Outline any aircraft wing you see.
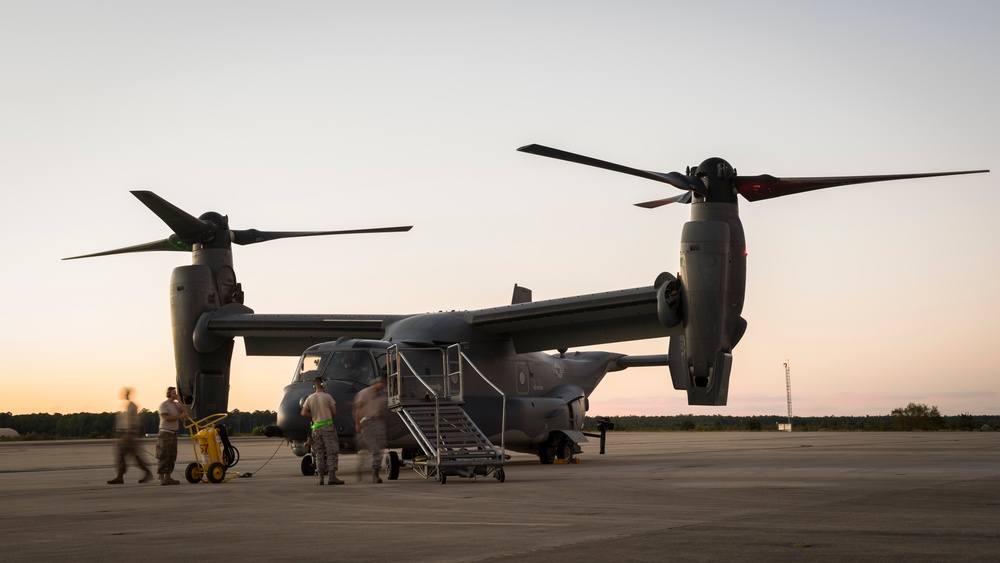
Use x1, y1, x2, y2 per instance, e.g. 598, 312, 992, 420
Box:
205, 311, 411, 356
468, 286, 675, 353
204, 286, 674, 357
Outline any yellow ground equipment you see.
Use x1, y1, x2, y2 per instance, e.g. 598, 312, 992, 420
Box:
183, 413, 241, 484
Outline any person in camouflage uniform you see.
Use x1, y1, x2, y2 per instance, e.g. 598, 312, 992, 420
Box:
301, 377, 343, 485
157, 386, 188, 485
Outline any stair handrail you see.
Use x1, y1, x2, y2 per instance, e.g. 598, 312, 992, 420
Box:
448, 343, 507, 459
390, 345, 442, 464
397, 407, 437, 457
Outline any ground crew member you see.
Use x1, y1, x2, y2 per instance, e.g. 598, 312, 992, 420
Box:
157, 386, 188, 485
354, 376, 389, 483
302, 377, 344, 485
107, 387, 154, 485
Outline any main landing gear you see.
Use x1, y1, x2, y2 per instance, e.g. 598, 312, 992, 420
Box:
538, 433, 577, 464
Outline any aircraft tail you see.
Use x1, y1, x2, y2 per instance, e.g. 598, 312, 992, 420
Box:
511, 284, 532, 304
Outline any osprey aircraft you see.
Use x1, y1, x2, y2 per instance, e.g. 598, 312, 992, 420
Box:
65, 147, 987, 479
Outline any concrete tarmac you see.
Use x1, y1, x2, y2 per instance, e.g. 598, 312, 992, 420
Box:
1, 432, 998, 562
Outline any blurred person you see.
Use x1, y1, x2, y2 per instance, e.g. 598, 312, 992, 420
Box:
354, 376, 388, 483
107, 387, 154, 485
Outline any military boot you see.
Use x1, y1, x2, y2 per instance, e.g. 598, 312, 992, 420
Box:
107, 473, 124, 485
328, 472, 345, 485
139, 469, 154, 484
161, 474, 180, 486
317, 474, 325, 485
372, 469, 383, 484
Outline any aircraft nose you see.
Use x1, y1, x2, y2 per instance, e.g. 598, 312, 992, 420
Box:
276, 384, 314, 440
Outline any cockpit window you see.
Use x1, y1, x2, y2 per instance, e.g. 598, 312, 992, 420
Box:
372, 350, 388, 379
322, 350, 377, 385
293, 349, 382, 385
293, 352, 330, 383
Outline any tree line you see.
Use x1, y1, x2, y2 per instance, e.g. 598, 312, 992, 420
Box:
584, 403, 999, 432
0, 410, 277, 440
2, 403, 997, 440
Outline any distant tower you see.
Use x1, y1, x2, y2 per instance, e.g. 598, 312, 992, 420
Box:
783, 359, 793, 431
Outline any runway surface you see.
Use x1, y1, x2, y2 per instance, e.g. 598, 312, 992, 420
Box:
1, 432, 998, 562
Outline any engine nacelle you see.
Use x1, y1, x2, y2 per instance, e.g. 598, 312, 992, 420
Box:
671, 218, 733, 406
170, 265, 235, 417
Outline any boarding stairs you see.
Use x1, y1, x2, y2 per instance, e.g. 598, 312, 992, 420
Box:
387, 343, 506, 484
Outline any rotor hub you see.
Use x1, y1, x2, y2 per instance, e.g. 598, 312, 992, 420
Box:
692, 157, 738, 204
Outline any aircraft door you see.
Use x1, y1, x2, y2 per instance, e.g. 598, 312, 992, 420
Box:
515, 361, 530, 395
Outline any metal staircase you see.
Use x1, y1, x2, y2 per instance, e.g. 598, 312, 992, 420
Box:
387, 344, 506, 484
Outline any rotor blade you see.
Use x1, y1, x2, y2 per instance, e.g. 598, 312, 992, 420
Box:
735, 169, 989, 202
518, 144, 706, 195
130, 190, 214, 242
634, 192, 693, 208
231, 225, 413, 246
63, 236, 190, 260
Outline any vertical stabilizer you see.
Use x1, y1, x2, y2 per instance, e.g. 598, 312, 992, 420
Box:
511, 284, 532, 305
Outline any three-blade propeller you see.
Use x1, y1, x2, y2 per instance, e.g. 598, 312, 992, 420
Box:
518, 144, 989, 208
64, 190, 412, 260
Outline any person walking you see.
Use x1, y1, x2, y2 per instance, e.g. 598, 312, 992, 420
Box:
301, 377, 344, 485
354, 376, 388, 483
157, 386, 188, 485
107, 387, 154, 485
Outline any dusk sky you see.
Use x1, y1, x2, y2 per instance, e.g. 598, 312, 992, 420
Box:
2, 1, 997, 417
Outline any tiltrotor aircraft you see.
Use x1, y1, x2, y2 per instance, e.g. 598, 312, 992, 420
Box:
66, 148, 987, 481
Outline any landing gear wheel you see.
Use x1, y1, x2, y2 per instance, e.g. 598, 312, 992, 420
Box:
437, 472, 447, 485
184, 462, 202, 483
301, 454, 316, 476
556, 440, 574, 462
206, 462, 226, 484
494, 468, 505, 482
386, 451, 400, 481
538, 435, 559, 464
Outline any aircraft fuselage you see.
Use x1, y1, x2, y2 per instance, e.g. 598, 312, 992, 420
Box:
272, 331, 622, 459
